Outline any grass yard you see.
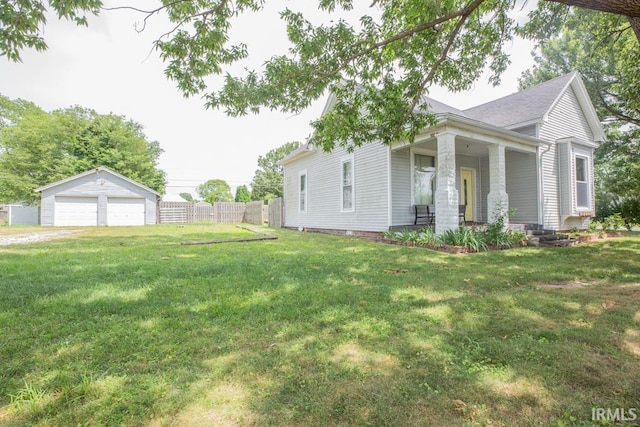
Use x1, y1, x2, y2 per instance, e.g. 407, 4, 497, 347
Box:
0, 224, 639, 426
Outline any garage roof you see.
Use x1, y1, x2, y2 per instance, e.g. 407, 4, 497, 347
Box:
34, 166, 161, 196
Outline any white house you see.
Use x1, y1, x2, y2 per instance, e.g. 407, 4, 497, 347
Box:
35, 167, 161, 226
281, 72, 604, 234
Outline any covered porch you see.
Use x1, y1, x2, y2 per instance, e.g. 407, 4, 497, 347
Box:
389, 114, 547, 235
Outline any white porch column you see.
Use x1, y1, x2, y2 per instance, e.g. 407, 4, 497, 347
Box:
487, 144, 509, 226
435, 133, 459, 235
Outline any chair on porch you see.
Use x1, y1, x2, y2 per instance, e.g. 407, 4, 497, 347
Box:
459, 204, 466, 225
414, 204, 435, 225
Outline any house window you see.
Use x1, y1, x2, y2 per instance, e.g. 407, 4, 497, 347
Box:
414, 154, 436, 204
341, 157, 354, 212
299, 170, 307, 213
575, 155, 590, 209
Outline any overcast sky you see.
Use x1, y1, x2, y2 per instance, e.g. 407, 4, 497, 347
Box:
0, 1, 537, 199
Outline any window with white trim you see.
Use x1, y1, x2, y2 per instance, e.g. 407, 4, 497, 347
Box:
575, 155, 590, 209
299, 170, 307, 213
413, 153, 436, 204
341, 157, 354, 212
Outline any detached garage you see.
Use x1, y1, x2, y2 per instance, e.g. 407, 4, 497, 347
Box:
35, 167, 161, 226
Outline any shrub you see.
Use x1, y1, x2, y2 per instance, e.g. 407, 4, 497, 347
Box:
586, 219, 603, 235
416, 228, 437, 245
602, 213, 625, 232
382, 230, 398, 239
438, 227, 487, 253
397, 229, 420, 243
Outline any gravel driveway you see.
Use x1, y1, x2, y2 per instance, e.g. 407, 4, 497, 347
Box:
0, 230, 82, 246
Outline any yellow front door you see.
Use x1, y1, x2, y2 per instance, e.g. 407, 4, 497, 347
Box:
461, 169, 475, 222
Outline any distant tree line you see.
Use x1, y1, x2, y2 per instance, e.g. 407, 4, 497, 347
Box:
190, 141, 300, 205
0, 94, 166, 204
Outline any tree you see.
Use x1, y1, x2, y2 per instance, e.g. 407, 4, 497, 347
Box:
197, 179, 233, 204
180, 192, 196, 202
250, 141, 300, 201
519, 8, 640, 225
234, 185, 251, 203
3, 1, 640, 152
0, 95, 166, 204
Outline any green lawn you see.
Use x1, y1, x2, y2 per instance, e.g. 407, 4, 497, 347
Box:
1, 225, 639, 426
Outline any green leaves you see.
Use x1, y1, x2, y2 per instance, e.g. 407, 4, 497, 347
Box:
151, 0, 524, 151
4, 1, 640, 153
0, 95, 166, 203
197, 178, 233, 203
234, 185, 251, 203
0, 0, 101, 62
518, 7, 640, 223
250, 141, 299, 201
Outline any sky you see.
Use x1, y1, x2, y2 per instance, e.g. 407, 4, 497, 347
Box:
0, 1, 537, 199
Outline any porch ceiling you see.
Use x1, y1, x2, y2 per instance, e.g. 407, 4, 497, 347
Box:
413, 136, 490, 157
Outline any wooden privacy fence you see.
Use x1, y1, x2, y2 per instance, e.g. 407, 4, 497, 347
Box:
268, 198, 284, 228
244, 201, 264, 225
159, 202, 214, 223
158, 201, 271, 225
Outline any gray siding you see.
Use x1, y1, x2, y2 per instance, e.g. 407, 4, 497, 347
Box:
388, 150, 484, 226
40, 171, 157, 226
540, 86, 594, 143
283, 143, 390, 232
390, 149, 413, 226
505, 150, 538, 224
539, 86, 596, 230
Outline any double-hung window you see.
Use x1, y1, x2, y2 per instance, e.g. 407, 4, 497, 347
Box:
575, 155, 589, 209
413, 153, 436, 205
299, 170, 307, 213
341, 156, 354, 212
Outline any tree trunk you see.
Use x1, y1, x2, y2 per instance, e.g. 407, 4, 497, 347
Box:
546, 0, 640, 42
629, 16, 640, 41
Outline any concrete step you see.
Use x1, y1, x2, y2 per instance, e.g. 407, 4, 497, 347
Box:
539, 238, 580, 247
538, 234, 569, 241
527, 229, 556, 236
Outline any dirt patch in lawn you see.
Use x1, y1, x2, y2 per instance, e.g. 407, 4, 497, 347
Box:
538, 280, 596, 289
0, 230, 83, 246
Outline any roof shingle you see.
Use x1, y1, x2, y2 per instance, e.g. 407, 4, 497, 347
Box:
461, 71, 577, 128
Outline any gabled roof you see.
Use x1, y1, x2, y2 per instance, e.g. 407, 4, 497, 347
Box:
422, 96, 467, 116
34, 166, 161, 196
463, 72, 577, 128
462, 71, 605, 141
310, 71, 604, 154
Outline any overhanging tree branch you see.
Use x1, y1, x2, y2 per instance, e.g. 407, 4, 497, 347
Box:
392, 1, 482, 137
544, 0, 640, 17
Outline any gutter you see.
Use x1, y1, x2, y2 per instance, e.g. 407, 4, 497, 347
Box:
433, 113, 550, 148
278, 144, 318, 166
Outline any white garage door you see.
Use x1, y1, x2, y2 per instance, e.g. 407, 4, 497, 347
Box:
107, 198, 145, 226
54, 197, 98, 226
